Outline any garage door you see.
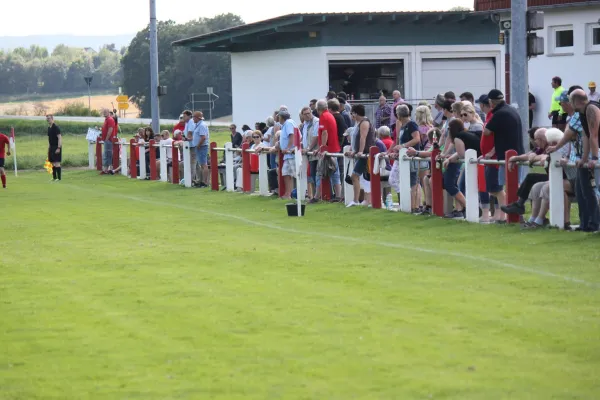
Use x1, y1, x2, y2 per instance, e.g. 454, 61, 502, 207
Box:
421, 58, 496, 100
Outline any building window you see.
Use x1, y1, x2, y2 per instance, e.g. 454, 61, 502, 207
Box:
586, 23, 600, 53
549, 25, 574, 55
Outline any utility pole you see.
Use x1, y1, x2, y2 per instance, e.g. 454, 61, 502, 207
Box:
84, 76, 93, 111
149, 0, 160, 134
510, 0, 529, 154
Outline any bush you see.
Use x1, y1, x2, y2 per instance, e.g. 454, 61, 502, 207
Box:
33, 102, 50, 116
55, 101, 101, 117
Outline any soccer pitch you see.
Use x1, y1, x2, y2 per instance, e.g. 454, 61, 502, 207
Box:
1, 171, 599, 399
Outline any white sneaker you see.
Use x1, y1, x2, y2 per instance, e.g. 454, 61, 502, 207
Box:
346, 201, 357, 208
360, 201, 369, 206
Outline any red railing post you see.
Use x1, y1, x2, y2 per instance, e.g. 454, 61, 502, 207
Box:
505, 149, 519, 224
278, 151, 285, 198
210, 141, 219, 191
431, 147, 444, 217
96, 137, 102, 171
172, 143, 180, 184
149, 139, 158, 180
369, 146, 382, 209
112, 136, 120, 170
242, 142, 251, 193
129, 139, 137, 179
319, 145, 332, 201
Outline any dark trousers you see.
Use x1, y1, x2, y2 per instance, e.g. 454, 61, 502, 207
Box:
517, 173, 548, 200
576, 168, 600, 231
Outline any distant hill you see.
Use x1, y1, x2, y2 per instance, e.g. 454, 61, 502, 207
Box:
0, 34, 136, 52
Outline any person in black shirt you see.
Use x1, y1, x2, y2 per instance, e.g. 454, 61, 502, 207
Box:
46, 114, 62, 181
483, 89, 525, 183
528, 91, 536, 129
229, 124, 243, 148
442, 119, 481, 218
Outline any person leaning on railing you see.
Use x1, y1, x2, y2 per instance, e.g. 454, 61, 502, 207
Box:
406, 127, 441, 215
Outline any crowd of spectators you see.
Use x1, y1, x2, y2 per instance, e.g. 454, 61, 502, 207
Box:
97, 79, 600, 231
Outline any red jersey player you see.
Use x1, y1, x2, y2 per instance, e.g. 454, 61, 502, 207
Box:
0, 132, 11, 188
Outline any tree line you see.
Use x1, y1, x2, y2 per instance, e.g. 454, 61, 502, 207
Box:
0, 44, 123, 95
0, 13, 243, 119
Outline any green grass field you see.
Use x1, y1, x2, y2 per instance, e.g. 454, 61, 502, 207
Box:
1, 170, 599, 399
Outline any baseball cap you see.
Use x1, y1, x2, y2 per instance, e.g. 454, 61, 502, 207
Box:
278, 110, 291, 119
589, 81, 597, 88
476, 94, 489, 104
487, 89, 504, 101
555, 89, 569, 103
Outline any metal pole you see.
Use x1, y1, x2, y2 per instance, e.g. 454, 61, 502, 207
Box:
209, 96, 213, 127
87, 83, 91, 110
510, 0, 529, 154
149, 0, 160, 134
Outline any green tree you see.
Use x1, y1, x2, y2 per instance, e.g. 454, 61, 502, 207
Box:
121, 13, 243, 119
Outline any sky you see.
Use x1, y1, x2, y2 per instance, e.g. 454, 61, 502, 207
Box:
0, 0, 474, 36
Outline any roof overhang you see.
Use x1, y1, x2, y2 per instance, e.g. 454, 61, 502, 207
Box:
172, 11, 496, 52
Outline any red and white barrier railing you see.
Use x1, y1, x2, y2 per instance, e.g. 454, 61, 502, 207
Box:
88, 139, 592, 230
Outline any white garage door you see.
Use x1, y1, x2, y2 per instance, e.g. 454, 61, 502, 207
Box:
421, 58, 496, 100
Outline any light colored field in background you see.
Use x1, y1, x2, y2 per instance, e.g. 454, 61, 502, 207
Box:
0, 94, 140, 117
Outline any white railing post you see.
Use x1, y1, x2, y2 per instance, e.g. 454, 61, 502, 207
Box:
398, 148, 411, 213
182, 141, 192, 188
298, 153, 307, 202
88, 142, 95, 169
138, 144, 147, 180
159, 140, 168, 182
225, 142, 234, 192
548, 152, 564, 229
464, 149, 479, 223
120, 139, 128, 177
343, 145, 354, 206
258, 152, 269, 196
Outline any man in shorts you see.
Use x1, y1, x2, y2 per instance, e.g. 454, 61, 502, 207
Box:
0, 131, 10, 188
278, 110, 297, 199
47, 114, 62, 182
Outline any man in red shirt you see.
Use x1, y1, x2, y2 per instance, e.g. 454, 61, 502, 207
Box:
100, 108, 116, 174
0, 132, 11, 188
173, 115, 186, 135
314, 99, 342, 202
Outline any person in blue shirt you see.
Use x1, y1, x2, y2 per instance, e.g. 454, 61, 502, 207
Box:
191, 111, 210, 187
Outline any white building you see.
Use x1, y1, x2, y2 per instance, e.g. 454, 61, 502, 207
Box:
477, 0, 600, 128
174, 12, 504, 125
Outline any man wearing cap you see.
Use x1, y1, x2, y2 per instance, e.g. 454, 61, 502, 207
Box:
173, 115, 186, 135
549, 76, 566, 130
277, 110, 297, 199
483, 89, 525, 222
589, 82, 600, 103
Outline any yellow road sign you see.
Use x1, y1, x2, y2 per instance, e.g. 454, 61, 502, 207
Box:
117, 102, 129, 110
116, 95, 128, 102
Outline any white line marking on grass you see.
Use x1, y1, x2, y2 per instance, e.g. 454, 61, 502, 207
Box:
65, 183, 599, 289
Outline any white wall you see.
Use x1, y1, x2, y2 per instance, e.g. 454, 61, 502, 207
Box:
231, 44, 503, 124
520, 5, 600, 128
231, 47, 327, 127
